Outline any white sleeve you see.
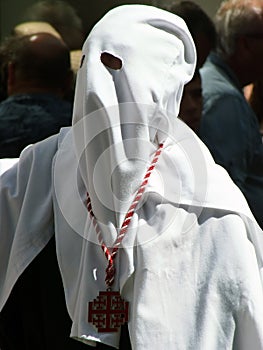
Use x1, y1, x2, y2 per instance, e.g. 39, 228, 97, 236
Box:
0, 134, 59, 311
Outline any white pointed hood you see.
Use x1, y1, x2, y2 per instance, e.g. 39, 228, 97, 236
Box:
71, 5, 196, 231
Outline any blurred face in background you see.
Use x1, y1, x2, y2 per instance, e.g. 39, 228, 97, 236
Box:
179, 70, 202, 132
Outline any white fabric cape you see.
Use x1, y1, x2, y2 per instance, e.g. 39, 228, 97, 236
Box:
1, 125, 263, 349
1, 4, 263, 350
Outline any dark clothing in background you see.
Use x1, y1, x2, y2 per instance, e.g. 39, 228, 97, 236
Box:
0, 93, 72, 158
199, 52, 263, 229
0, 237, 131, 350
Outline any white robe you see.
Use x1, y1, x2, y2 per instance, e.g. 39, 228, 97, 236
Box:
1, 125, 263, 349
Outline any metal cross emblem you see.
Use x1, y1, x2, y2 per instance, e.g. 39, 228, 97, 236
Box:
88, 291, 129, 332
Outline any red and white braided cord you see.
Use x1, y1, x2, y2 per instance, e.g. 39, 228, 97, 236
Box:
86, 143, 164, 287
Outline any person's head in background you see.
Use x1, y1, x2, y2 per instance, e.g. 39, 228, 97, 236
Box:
165, 1, 216, 132
178, 70, 202, 132
10, 20, 79, 103
0, 32, 73, 100
166, 0, 217, 68
12, 20, 62, 39
215, 0, 263, 87
21, 0, 85, 50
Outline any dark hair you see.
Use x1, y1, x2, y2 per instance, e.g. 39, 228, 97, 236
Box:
0, 33, 71, 88
21, 0, 84, 49
166, 1, 217, 49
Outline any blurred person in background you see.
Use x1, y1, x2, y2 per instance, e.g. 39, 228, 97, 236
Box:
11, 19, 81, 103
166, 1, 217, 132
199, 0, 263, 229
21, 0, 85, 50
166, 0, 217, 68
0, 32, 73, 158
244, 80, 263, 137
178, 70, 203, 132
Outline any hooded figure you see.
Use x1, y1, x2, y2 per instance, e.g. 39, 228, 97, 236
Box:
0, 5, 263, 350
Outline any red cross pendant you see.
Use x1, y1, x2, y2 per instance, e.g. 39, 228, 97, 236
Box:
88, 290, 129, 332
